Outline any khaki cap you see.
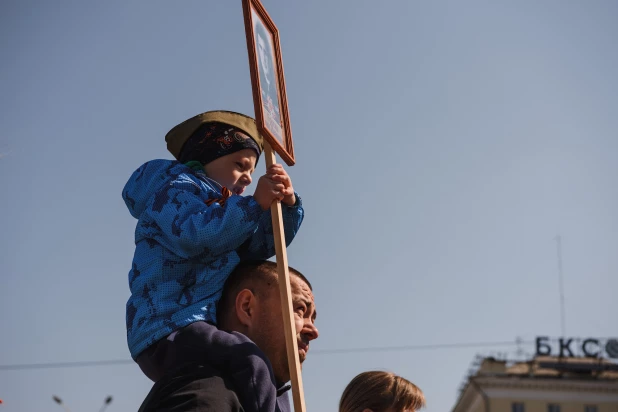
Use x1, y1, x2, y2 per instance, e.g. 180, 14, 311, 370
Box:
165, 110, 264, 159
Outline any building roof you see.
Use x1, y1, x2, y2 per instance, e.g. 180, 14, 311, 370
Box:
452, 356, 618, 412
477, 356, 618, 380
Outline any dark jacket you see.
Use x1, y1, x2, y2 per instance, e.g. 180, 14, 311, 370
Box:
138, 362, 291, 412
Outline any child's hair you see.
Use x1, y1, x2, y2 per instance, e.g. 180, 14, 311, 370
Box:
339, 371, 426, 412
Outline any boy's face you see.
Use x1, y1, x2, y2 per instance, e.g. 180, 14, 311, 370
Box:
203, 148, 257, 195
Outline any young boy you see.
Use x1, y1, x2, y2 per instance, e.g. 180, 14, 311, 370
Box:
122, 111, 303, 411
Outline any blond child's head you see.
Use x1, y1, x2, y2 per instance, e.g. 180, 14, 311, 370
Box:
339, 371, 426, 412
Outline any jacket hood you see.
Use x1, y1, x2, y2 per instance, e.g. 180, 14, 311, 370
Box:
122, 159, 185, 218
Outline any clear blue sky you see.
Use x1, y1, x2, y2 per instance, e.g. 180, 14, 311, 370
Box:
1, 1, 617, 411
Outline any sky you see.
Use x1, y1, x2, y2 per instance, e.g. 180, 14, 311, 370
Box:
1, 1, 617, 411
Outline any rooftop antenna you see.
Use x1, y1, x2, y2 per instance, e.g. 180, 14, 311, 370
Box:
555, 235, 566, 337
515, 336, 524, 359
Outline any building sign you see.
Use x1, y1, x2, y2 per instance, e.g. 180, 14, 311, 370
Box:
536, 337, 618, 358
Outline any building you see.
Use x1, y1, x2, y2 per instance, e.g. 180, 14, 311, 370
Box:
452, 356, 618, 412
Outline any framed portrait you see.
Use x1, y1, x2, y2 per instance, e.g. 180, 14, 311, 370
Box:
242, 0, 295, 166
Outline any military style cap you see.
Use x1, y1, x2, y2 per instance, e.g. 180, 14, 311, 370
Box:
165, 110, 264, 160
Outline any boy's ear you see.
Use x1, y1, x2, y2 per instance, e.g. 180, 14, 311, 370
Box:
235, 289, 255, 327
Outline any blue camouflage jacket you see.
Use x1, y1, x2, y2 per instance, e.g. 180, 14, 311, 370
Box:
122, 159, 304, 359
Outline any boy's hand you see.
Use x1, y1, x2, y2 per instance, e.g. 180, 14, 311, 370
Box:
267, 164, 296, 206
253, 164, 296, 210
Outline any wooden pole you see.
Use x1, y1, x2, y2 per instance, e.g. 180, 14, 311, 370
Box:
263, 141, 306, 412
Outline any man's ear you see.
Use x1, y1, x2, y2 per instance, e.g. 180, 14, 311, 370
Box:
235, 289, 255, 328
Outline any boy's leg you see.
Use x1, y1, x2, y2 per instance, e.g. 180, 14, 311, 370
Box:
136, 337, 177, 382
172, 321, 278, 412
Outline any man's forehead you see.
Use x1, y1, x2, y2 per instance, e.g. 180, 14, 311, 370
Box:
291, 276, 314, 302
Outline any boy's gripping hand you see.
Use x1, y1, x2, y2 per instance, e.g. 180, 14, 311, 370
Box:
253, 164, 296, 210
268, 164, 296, 206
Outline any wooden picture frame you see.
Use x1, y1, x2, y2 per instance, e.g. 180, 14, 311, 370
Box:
242, 0, 295, 166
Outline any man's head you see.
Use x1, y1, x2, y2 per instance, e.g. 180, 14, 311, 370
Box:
217, 260, 318, 383
255, 21, 271, 79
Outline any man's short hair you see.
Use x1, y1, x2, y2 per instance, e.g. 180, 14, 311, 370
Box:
217, 260, 311, 324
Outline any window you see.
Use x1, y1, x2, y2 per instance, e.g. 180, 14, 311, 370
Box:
512, 402, 525, 412
548, 404, 561, 412
584, 406, 598, 412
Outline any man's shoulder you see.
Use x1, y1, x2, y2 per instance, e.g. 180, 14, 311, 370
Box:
139, 363, 244, 412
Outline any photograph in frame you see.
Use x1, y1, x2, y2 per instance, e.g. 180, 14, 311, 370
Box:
242, 0, 295, 165
252, 10, 283, 145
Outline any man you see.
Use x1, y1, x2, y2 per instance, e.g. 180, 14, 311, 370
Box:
254, 19, 283, 141
138, 260, 319, 411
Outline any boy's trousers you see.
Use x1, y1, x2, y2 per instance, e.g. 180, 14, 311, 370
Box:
136, 321, 280, 412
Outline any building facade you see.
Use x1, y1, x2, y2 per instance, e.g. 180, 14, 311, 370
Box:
452, 356, 618, 412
